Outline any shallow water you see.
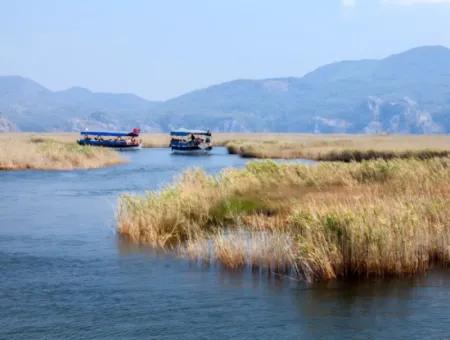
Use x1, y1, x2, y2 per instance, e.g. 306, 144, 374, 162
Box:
1, 148, 449, 339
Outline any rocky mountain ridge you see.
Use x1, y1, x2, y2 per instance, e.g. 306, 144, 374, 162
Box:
1, 45, 449, 133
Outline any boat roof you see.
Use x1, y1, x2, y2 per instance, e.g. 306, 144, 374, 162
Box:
80, 131, 139, 137
170, 129, 211, 136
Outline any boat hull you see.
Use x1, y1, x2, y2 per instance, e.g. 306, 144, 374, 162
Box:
77, 140, 142, 150
171, 145, 212, 155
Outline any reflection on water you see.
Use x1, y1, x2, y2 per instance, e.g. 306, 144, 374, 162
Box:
0, 148, 449, 339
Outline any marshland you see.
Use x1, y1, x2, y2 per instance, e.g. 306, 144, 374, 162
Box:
1, 133, 449, 170
118, 156, 450, 281
222, 134, 450, 160
0, 133, 123, 170
2, 136, 449, 338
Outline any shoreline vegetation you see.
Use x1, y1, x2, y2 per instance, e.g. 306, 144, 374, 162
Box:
222, 134, 450, 161
2, 132, 448, 163
118, 157, 450, 282
139, 133, 450, 162
0, 133, 124, 170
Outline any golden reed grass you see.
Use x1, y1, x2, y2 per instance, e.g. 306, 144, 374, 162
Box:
117, 157, 450, 281
0, 133, 124, 170
6, 132, 448, 161
224, 134, 450, 160
141, 132, 450, 161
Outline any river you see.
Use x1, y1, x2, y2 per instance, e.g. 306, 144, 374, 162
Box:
1, 147, 449, 339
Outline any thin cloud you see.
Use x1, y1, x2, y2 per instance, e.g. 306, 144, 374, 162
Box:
383, 0, 450, 4
342, 0, 356, 8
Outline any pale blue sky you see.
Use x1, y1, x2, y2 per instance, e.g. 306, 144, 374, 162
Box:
1, 0, 450, 100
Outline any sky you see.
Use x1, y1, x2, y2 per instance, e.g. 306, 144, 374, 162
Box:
1, 0, 450, 100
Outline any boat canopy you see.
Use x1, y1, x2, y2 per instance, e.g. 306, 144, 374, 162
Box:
170, 129, 211, 137
80, 129, 140, 137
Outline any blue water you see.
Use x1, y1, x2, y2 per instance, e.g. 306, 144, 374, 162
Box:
1, 148, 449, 339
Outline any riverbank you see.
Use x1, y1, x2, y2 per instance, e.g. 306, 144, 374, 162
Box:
0, 133, 124, 170
223, 134, 450, 160
140, 133, 450, 161
117, 157, 450, 282
2, 132, 448, 170
5, 133, 449, 161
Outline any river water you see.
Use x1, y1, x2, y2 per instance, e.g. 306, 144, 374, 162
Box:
1, 148, 449, 339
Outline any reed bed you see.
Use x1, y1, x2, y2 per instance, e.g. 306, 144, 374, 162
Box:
117, 157, 450, 281
6, 133, 449, 161
0, 133, 124, 170
224, 134, 450, 161
138, 132, 450, 161
140, 133, 171, 148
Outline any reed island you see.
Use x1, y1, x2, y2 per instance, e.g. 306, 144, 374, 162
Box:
0, 133, 124, 170
118, 152, 450, 282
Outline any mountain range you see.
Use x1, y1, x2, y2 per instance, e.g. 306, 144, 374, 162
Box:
1, 45, 449, 133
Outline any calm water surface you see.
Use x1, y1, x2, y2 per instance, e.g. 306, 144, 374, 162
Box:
1, 148, 449, 339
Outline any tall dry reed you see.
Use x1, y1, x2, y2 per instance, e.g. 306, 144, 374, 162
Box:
117, 157, 450, 281
225, 136, 450, 161
0, 134, 123, 170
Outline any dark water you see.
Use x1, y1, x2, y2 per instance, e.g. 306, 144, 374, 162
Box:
1, 148, 449, 339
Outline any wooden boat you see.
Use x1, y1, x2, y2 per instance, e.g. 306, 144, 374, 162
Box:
77, 128, 142, 150
169, 129, 212, 154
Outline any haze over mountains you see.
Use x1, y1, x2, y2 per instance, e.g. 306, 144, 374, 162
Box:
1, 46, 449, 133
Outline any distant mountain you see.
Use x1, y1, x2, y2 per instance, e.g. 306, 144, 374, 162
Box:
0, 76, 160, 131
1, 45, 450, 133
152, 45, 450, 133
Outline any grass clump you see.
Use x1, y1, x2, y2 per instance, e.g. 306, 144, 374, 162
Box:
210, 197, 270, 223
290, 200, 449, 281
117, 157, 450, 282
0, 134, 124, 170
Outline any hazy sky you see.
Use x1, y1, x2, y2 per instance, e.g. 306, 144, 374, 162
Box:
1, 0, 450, 100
